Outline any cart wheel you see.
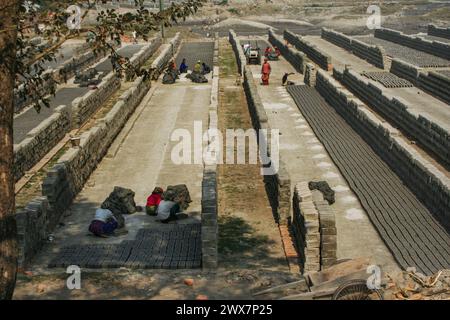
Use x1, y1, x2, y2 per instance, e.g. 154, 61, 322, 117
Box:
332, 280, 383, 300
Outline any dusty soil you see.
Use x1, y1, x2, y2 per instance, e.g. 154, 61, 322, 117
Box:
216, 40, 291, 271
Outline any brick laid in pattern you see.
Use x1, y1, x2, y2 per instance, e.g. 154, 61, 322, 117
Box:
286, 81, 450, 275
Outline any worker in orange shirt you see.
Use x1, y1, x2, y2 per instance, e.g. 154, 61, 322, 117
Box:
261, 58, 271, 86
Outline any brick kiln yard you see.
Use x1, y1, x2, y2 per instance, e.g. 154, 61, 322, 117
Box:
13, 21, 450, 299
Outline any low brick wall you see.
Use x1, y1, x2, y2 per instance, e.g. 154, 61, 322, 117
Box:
417, 71, 450, 105
150, 33, 181, 79
390, 58, 450, 105
17, 76, 151, 267
15, 197, 49, 267
71, 38, 162, 127
243, 66, 268, 130
321, 28, 352, 51
428, 24, 450, 40
202, 44, 219, 270
54, 41, 119, 81
375, 28, 450, 60
14, 42, 120, 114
13, 105, 70, 182
321, 27, 388, 70
350, 38, 388, 70
14, 70, 56, 113
284, 29, 332, 71
390, 58, 420, 83
242, 65, 291, 225
54, 49, 107, 83
317, 69, 450, 230
268, 29, 309, 73
73, 42, 93, 56
339, 67, 450, 168
71, 72, 122, 127
126, 35, 162, 80
228, 29, 246, 75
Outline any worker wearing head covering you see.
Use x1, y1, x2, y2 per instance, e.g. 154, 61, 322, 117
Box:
156, 190, 182, 223
194, 60, 202, 74
261, 58, 271, 86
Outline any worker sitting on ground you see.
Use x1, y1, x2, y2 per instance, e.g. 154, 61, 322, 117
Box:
264, 46, 272, 57
282, 72, 295, 86
162, 60, 179, 84
88, 208, 119, 238
187, 60, 208, 83
201, 62, 211, 75
179, 58, 188, 74
146, 187, 164, 216
156, 190, 182, 224
193, 60, 202, 74
261, 58, 271, 86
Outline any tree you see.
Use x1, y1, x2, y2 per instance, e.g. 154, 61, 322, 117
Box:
0, 0, 207, 300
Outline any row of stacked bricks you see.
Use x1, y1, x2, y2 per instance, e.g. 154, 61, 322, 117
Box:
201, 167, 218, 269
313, 197, 337, 269
294, 182, 320, 273
304, 63, 317, 87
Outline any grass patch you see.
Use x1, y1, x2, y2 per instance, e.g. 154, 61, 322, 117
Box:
219, 44, 238, 78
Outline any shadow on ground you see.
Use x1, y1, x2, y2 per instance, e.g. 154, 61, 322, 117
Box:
218, 215, 286, 268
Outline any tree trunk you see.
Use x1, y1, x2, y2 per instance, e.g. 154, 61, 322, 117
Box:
0, 0, 19, 300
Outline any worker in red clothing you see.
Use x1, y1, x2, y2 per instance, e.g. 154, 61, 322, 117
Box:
146, 187, 164, 216
261, 58, 271, 86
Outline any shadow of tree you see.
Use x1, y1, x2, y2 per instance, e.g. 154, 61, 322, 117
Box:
217, 215, 289, 271
218, 215, 272, 255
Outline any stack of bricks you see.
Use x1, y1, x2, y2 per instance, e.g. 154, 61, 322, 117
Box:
304, 63, 317, 87
201, 166, 218, 269
293, 182, 321, 273
312, 193, 337, 269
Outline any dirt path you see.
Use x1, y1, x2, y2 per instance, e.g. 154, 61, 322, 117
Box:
216, 40, 291, 272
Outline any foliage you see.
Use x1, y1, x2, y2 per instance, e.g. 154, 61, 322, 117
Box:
0, 0, 207, 113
